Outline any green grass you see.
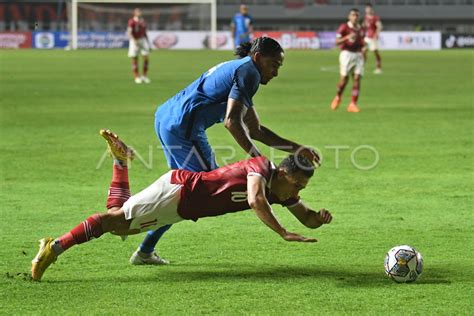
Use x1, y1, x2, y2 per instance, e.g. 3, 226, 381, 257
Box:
1, 49, 473, 314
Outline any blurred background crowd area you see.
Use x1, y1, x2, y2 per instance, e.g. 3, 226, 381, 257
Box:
1, 0, 472, 33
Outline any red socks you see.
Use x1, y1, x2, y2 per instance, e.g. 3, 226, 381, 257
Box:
54, 214, 104, 254
106, 164, 131, 209
52, 164, 131, 255
132, 58, 139, 78
375, 51, 382, 69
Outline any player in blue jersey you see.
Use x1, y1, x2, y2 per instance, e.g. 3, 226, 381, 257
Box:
129, 37, 320, 265
231, 4, 254, 48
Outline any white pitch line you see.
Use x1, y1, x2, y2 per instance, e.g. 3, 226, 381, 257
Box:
320, 66, 339, 73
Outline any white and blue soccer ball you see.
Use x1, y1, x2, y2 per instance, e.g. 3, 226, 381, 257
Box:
384, 245, 423, 283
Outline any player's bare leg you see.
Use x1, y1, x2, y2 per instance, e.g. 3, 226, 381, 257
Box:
332, 76, 348, 110
374, 50, 382, 74
141, 55, 151, 84
347, 74, 361, 113
362, 47, 368, 62
131, 57, 142, 84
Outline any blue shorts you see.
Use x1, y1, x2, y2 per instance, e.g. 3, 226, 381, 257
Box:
155, 117, 218, 172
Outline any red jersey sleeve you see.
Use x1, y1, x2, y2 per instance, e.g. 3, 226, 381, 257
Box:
337, 23, 347, 37
128, 19, 134, 28
244, 156, 273, 185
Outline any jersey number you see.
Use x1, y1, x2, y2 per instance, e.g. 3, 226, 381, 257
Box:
231, 191, 248, 203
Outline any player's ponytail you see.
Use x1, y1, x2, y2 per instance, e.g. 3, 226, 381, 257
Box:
234, 37, 284, 59
234, 42, 252, 58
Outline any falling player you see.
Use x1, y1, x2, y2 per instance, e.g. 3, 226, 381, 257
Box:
363, 3, 383, 74
231, 4, 254, 48
331, 8, 366, 113
31, 130, 333, 281
127, 8, 151, 84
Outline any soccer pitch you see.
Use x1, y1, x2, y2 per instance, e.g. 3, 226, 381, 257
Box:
1, 49, 473, 314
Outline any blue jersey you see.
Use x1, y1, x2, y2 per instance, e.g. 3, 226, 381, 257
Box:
231, 13, 253, 46
156, 56, 260, 140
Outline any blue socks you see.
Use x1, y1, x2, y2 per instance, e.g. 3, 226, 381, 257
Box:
139, 224, 172, 254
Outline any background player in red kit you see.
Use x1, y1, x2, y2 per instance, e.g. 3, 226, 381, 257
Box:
31, 130, 332, 281
127, 8, 151, 84
331, 8, 366, 113
363, 3, 383, 74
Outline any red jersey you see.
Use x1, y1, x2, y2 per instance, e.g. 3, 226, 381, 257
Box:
364, 15, 380, 39
128, 17, 147, 39
171, 156, 300, 221
337, 22, 365, 52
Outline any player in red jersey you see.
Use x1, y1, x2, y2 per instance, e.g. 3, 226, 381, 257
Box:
363, 4, 382, 74
31, 130, 332, 281
127, 8, 151, 84
331, 8, 366, 113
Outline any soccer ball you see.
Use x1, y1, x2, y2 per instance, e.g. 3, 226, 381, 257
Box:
384, 245, 423, 283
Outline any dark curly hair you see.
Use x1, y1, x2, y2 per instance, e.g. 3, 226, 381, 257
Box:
234, 37, 284, 59
278, 155, 315, 178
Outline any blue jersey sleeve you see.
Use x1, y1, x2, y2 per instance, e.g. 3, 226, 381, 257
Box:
228, 64, 260, 108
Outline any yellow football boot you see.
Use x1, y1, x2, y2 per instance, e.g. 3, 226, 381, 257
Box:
99, 129, 134, 162
31, 237, 57, 281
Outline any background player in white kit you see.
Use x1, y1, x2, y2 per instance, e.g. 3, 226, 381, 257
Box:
331, 8, 366, 113
363, 4, 383, 74
127, 8, 151, 84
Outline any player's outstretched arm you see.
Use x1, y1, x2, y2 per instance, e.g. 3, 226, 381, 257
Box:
247, 175, 317, 242
288, 202, 333, 229
224, 98, 262, 157
376, 20, 383, 39
127, 26, 134, 40
145, 32, 151, 48
243, 107, 320, 165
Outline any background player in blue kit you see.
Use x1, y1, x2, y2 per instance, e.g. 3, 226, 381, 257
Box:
130, 37, 320, 265
230, 4, 254, 48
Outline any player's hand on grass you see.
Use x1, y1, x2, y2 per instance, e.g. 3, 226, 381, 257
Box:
282, 231, 318, 243
316, 209, 333, 225
297, 146, 321, 167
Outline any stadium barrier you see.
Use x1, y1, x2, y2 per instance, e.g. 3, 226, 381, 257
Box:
442, 34, 474, 49
0, 32, 32, 48
32, 31, 128, 49
148, 31, 233, 50
253, 31, 321, 49
1, 31, 466, 51
378, 32, 441, 50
